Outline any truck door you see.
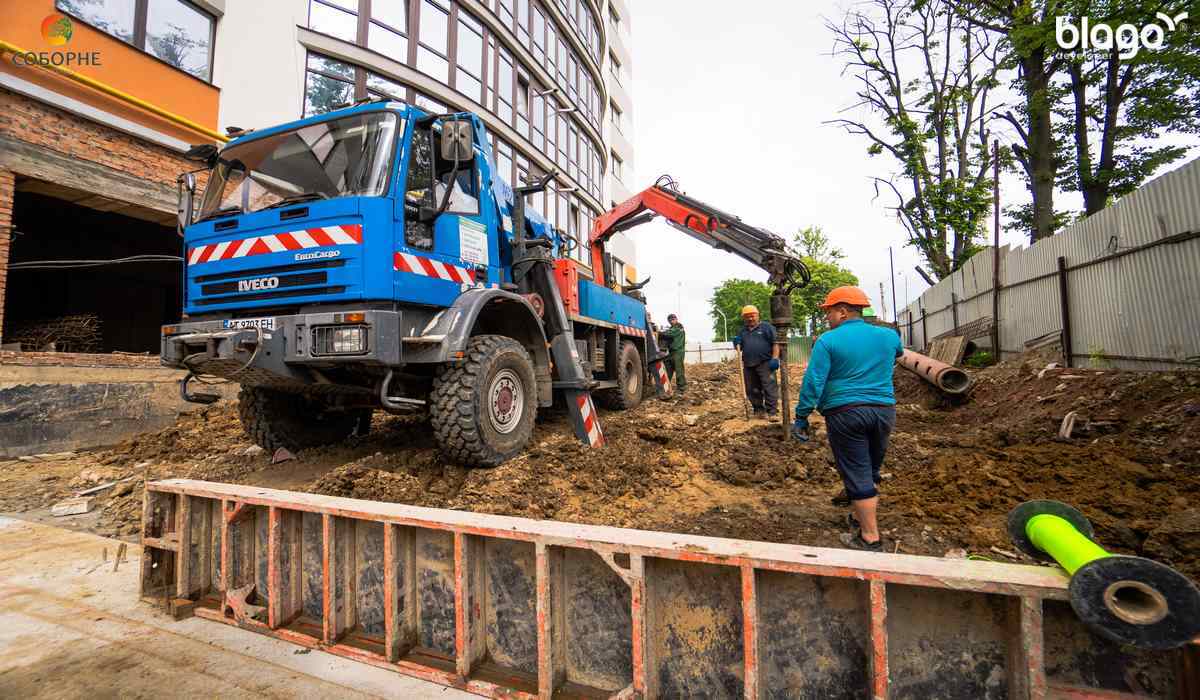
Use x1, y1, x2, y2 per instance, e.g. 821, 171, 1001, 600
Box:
396, 119, 493, 304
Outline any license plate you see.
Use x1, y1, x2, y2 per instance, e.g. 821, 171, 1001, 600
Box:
223, 317, 275, 331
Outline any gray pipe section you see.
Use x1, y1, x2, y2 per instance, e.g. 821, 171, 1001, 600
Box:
898, 349, 971, 394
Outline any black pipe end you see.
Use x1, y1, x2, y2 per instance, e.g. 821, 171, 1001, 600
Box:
1070, 555, 1200, 650
1006, 499, 1094, 562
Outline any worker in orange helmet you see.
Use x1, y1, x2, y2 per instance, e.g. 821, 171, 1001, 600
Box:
793, 286, 903, 552
732, 304, 780, 418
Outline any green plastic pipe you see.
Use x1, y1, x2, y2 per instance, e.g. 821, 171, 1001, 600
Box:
1026, 513, 1109, 575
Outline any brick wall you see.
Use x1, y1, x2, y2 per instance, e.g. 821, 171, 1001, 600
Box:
0, 169, 13, 344
0, 88, 204, 345
0, 88, 193, 188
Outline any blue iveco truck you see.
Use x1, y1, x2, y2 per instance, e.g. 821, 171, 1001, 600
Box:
162, 99, 670, 467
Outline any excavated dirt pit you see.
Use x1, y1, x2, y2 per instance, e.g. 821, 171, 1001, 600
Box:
2, 357, 1197, 582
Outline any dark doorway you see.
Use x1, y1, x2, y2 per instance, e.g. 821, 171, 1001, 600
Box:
3, 185, 182, 353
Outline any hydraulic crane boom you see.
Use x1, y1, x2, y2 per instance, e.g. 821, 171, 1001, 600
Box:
589, 175, 811, 293
589, 175, 812, 439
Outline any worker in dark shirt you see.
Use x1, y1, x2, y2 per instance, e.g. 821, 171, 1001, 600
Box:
792, 287, 904, 552
662, 313, 687, 394
732, 305, 779, 417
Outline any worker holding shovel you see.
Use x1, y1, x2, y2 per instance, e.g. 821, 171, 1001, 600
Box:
791, 287, 903, 553
732, 305, 779, 419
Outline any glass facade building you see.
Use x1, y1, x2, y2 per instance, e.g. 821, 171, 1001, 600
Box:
298, 0, 631, 274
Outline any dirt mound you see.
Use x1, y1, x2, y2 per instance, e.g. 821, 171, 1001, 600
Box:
3, 356, 1198, 582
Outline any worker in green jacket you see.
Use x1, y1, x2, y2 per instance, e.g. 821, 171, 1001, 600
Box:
663, 314, 687, 394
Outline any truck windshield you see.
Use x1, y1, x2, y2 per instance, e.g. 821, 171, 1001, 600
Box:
197, 112, 401, 220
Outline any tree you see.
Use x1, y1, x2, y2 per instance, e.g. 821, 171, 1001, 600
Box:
709, 279, 772, 341
1056, 1, 1199, 215
708, 227, 859, 339
148, 23, 209, 80
948, 0, 1066, 242
792, 227, 860, 333
828, 0, 1001, 278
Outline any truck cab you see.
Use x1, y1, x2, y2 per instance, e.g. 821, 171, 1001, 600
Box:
163, 100, 661, 466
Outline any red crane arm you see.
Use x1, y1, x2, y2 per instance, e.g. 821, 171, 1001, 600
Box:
587, 178, 808, 291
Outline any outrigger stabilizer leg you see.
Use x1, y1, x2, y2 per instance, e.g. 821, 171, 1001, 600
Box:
511, 173, 604, 448
1007, 499, 1200, 650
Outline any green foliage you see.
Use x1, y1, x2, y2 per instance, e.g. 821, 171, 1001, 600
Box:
708, 227, 859, 339
963, 350, 995, 368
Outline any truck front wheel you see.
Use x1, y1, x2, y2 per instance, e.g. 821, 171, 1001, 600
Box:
238, 387, 370, 453
431, 335, 537, 467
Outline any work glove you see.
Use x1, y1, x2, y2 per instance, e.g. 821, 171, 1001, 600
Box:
791, 417, 810, 442
767, 357, 780, 371
732, 334, 742, 349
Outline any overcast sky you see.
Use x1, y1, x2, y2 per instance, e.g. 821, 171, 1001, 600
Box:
626, 0, 1041, 342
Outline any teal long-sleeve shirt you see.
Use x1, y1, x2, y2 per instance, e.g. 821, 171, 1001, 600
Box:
795, 319, 904, 418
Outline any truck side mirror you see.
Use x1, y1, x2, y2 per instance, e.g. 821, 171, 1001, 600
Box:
440, 119, 473, 162
177, 172, 196, 236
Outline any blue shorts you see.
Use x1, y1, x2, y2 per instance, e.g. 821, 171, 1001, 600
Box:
825, 405, 896, 500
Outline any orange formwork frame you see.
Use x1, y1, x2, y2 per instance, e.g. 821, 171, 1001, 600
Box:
139, 479, 1195, 699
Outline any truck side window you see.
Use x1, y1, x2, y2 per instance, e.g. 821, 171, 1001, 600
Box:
405, 128, 435, 250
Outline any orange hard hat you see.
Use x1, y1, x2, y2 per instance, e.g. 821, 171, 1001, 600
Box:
819, 286, 872, 309
740, 305, 759, 316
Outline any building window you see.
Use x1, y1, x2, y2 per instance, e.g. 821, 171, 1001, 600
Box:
57, 0, 215, 81
611, 151, 623, 181
608, 6, 620, 33
417, 0, 450, 83
368, 0, 408, 59
610, 101, 622, 134
516, 76, 530, 137
456, 12, 485, 103
609, 51, 622, 85
304, 53, 357, 116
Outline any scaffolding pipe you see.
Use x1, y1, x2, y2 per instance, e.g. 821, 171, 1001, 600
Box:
897, 349, 971, 395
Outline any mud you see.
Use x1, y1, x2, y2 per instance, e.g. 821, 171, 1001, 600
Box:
1, 357, 1197, 582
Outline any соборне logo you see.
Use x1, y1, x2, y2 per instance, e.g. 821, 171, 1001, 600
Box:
41, 13, 73, 46
10, 14, 100, 68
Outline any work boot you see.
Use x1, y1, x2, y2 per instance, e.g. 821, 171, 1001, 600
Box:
839, 530, 883, 552
831, 489, 851, 507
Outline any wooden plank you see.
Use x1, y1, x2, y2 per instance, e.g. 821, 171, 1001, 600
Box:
868, 580, 889, 700
268, 507, 282, 629
0, 133, 176, 215
176, 495, 192, 598
741, 564, 760, 700
630, 554, 651, 697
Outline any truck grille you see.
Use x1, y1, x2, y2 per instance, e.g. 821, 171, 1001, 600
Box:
200, 271, 327, 296
195, 286, 347, 305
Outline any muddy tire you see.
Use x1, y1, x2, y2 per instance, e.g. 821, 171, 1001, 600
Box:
596, 340, 643, 410
238, 387, 370, 453
430, 334, 537, 467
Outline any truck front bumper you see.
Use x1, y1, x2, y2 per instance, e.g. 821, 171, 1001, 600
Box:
161, 310, 401, 388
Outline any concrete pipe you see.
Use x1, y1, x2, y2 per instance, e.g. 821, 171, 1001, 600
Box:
898, 349, 971, 394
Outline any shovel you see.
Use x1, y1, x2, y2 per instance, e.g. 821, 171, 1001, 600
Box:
735, 348, 750, 419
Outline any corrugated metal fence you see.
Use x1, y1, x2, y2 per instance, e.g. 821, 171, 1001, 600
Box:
898, 157, 1200, 370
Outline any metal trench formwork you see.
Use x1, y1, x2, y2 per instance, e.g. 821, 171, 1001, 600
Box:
139, 480, 1195, 699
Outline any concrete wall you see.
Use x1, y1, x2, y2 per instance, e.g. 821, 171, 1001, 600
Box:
0, 353, 234, 458
213, 0, 309, 133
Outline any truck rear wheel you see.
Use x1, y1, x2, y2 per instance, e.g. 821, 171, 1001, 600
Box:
596, 340, 643, 410
238, 387, 370, 453
431, 334, 537, 467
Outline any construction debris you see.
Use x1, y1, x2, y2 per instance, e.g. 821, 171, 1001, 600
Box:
50, 496, 94, 516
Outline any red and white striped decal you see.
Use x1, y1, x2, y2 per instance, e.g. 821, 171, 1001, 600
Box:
652, 360, 673, 396
575, 394, 605, 447
393, 252, 477, 284
617, 324, 646, 337
187, 224, 362, 266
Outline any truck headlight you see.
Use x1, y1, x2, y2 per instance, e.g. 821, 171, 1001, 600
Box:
313, 325, 369, 355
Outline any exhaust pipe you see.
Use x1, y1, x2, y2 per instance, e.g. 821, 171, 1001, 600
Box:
898, 349, 971, 394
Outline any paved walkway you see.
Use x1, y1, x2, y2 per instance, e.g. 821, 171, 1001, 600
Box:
0, 516, 472, 699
